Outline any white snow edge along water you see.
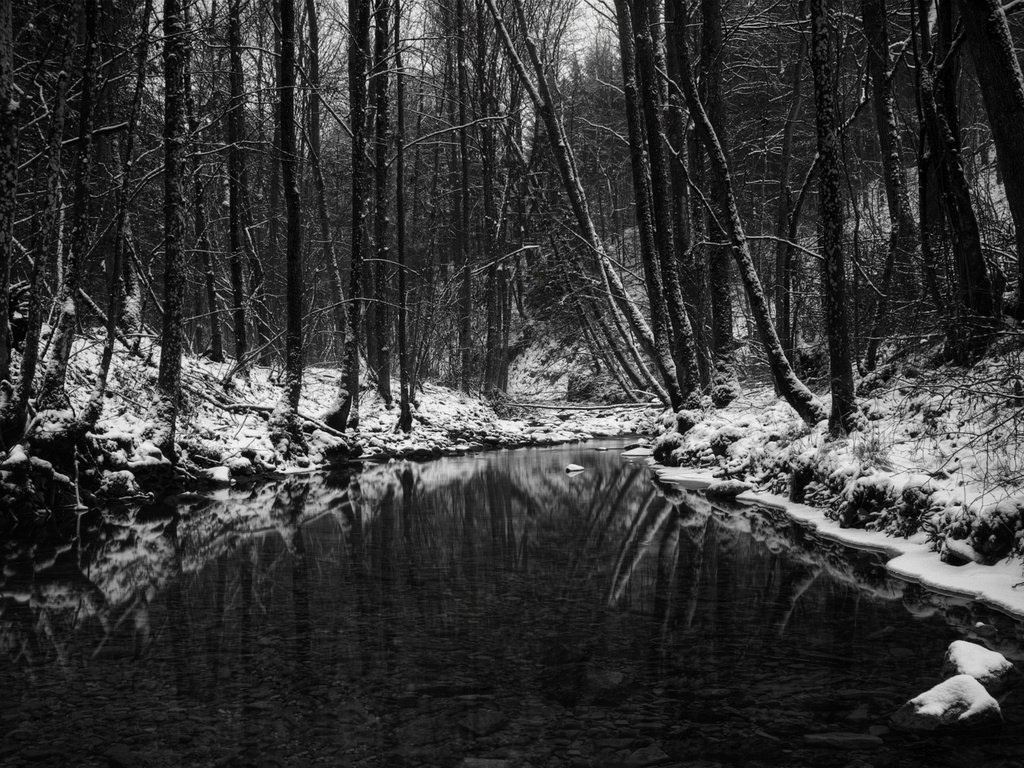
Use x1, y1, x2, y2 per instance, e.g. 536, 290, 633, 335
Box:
652, 464, 1024, 619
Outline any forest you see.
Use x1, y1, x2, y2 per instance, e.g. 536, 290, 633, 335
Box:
2, 0, 1024, 485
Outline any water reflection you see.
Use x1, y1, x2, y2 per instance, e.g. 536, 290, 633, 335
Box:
1, 440, 1022, 767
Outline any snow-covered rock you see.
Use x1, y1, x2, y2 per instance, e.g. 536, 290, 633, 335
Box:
942, 640, 1018, 693
890, 674, 1001, 731
97, 470, 141, 498
201, 466, 232, 486
705, 479, 752, 498
622, 447, 653, 457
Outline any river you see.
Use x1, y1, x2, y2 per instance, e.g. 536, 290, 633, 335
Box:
1, 438, 1022, 767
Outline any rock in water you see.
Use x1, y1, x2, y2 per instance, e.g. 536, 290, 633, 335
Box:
704, 479, 752, 498
802, 732, 883, 750
942, 640, 1018, 694
891, 674, 1002, 731
565, 463, 585, 473
458, 709, 507, 737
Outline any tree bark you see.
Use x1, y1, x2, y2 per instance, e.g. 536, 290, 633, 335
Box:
959, 0, 1024, 316
863, 0, 918, 370
395, 0, 413, 432
699, 0, 735, 372
0, 0, 17, 393
227, 0, 248, 367
917, 0, 997, 358
809, 0, 859, 433
325, 0, 372, 431
271, 0, 305, 456
632, 0, 701, 401
36, 0, 101, 412
153, 0, 189, 459
372, 0, 393, 404
666, 0, 826, 425
83, 0, 155, 428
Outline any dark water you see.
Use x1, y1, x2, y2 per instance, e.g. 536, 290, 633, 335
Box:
2, 439, 1023, 768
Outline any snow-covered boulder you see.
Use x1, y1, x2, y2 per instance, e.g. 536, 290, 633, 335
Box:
891, 675, 1001, 731
967, 498, 1024, 564
942, 640, 1018, 694
97, 470, 141, 499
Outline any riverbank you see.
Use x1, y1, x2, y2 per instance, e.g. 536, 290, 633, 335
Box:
651, 347, 1024, 618
0, 334, 659, 516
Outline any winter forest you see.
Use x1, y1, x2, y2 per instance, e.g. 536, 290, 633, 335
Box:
6, 0, 1024, 759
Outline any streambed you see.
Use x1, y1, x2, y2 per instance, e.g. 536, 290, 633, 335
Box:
1, 439, 1022, 767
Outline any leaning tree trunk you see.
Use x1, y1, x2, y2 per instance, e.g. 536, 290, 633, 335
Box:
809, 0, 860, 434
666, 0, 826, 425
917, 0, 997, 359
270, 0, 305, 457
485, 0, 673, 407
613, 0, 691, 408
153, 0, 189, 460
632, 0, 701, 401
959, 0, 1024, 317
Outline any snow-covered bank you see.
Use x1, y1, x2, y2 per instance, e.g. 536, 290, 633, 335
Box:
1, 333, 659, 515
650, 353, 1024, 620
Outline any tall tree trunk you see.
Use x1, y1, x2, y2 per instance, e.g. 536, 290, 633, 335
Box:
271, 0, 305, 456
395, 0, 412, 432
83, 0, 155, 428
613, 0, 691, 408
372, 0, 393, 405
959, 0, 1024, 316
666, 0, 826, 425
665, 0, 712, 388
457, 0, 473, 391
633, 0, 701, 400
809, 0, 859, 433
227, 0, 248, 367
36, 0, 100, 412
153, 0, 189, 459
325, 0, 371, 431
699, 0, 735, 374
917, 0, 997, 358
305, 0, 347, 362
0, 0, 17, 396
863, 0, 918, 370
14, 1, 80, 437
773, 24, 806, 364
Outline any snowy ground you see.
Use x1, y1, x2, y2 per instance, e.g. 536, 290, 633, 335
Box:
44, 333, 657, 481
650, 345, 1024, 619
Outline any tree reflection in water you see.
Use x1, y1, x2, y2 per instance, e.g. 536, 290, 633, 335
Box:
0, 441, 1022, 767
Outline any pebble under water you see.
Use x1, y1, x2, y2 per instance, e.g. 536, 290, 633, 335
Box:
2, 438, 1023, 768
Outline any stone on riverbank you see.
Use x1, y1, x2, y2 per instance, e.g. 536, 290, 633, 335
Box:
891, 674, 1001, 731
942, 640, 1018, 693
